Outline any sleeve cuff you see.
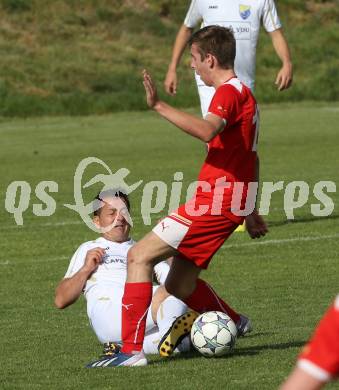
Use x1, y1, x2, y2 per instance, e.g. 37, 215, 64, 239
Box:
206, 111, 227, 125
298, 359, 332, 382
184, 21, 196, 28
265, 23, 282, 33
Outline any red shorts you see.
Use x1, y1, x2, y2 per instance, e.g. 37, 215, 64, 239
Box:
297, 296, 339, 381
152, 201, 239, 269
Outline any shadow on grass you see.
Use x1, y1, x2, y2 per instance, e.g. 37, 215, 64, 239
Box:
269, 213, 339, 228
243, 332, 273, 338
233, 340, 306, 357
149, 340, 306, 365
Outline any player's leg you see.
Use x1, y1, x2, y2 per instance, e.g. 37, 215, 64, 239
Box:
121, 231, 177, 357
155, 292, 189, 338
88, 297, 123, 344
164, 255, 202, 299
165, 256, 240, 323
143, 329, 191, 355
183, 277, 252, 336
158, 256, 251, 356
184, 279, 241, 323
154, 259, 171, 285
143, 289, 192, 355
87, 287, 163, 367
166, 210, 251, 336
87, 287, 160, 343
142, 329, 162, 354
155, 256, 201, 355
153, 259, 247, 334
149, 281, 170, 322
86, 289, 125, 368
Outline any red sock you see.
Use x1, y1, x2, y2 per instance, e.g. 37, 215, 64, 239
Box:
184, 279, 240, 323
121, 282, 152, 354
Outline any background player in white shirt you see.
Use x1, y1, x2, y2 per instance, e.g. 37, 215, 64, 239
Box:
164, 0, 293, 117
55, 190, 191, 366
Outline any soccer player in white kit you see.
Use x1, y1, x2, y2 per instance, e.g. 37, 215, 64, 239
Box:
164, 0, 293, 117
55, 190, 191, 366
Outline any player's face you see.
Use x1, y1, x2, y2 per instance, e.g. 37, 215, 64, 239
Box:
190, 43, 213, 86
94, 197, 131, 242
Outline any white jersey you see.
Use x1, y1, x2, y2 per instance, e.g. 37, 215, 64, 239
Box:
184, 0, 282, 90
65, 237, 134, 299
64, 237, 185, 352
65, 237, 170, 309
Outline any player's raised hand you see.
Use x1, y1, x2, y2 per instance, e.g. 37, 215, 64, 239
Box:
164, 68, 177, 96
245, 210, 268, 239
83, 247, 105, 274
275, 63, 293, 91
143, 69, 159, 108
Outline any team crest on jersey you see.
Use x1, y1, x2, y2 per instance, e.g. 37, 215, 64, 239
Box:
239, 5, 251, 20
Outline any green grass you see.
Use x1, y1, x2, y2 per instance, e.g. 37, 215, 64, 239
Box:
0, 0, 338, 116
0, 102, 339, 389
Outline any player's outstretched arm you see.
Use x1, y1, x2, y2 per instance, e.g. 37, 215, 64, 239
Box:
164, 25, 193, 96
279, 366, 325, 390
269, 29, 293, 91
143, 70, 223, 142
54, 248, 104, 309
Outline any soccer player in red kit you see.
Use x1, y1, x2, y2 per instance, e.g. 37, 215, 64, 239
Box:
100, 26, 268, 367
280, 296, 339, 390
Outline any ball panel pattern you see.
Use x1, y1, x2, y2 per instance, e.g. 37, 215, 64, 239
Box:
190, 311, 237, 357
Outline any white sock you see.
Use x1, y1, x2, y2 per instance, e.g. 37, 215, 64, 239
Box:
143, 329, 161, 354
156, 295, 188, 338
175, 335, 191, 353
142, 330, 191, 354
142, 297, 191, 355
154, 261, 170, 285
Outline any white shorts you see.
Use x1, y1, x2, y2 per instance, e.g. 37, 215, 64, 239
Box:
85, 267, 192, 355
194, 72, 216, 118
87, 284, 158, 346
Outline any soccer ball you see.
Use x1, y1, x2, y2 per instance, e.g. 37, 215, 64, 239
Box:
191, 311, 237, 357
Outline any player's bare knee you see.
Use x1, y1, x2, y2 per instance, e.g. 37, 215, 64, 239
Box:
127, 246, 153, 268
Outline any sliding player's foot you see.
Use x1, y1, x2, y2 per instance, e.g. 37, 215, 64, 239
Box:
86, 342, 121, 368
86, 349, 147, 367
236, 314, 252, 337
86, 343, 146, 367
102, 342, 121, 356
158, 310, 199, 357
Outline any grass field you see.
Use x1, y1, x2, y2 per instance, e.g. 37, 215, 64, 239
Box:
0, 102, 338, 389
0, 0, 338, 116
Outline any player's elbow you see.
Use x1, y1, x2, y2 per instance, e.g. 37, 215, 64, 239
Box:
199, 123, 220, 142
200, 130, 216, 143
180, 24, 193, 37
54, 287, 70, 309
201, 134, 214, 143
54, 294, 66, 309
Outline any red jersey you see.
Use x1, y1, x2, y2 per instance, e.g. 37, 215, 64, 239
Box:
196, 78, 258, 223
298, 296, 339, 381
